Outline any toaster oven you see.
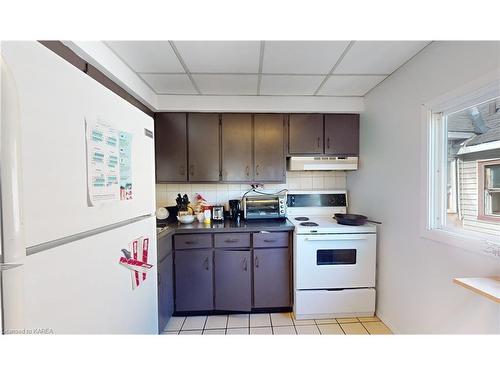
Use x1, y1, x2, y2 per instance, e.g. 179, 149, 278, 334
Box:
242, 194, 286, 219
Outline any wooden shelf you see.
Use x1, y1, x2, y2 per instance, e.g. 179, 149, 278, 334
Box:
453, 277, 500, 303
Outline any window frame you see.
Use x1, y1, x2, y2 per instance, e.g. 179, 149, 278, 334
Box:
478, 159, 500, 222
419, 75, 500, 260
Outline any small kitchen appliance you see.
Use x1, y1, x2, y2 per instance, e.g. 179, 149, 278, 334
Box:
228, 199, 241, 221
212, 205, 225, 221
242, 194, 286, 220
287, 190, 377, 320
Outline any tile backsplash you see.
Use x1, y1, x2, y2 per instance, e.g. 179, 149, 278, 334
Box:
155, 171, 347, 209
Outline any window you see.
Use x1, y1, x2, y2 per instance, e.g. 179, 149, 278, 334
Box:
478, 160, 500, 221
425, 89, 500, 255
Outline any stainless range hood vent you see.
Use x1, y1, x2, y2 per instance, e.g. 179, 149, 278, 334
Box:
287, 156, 358, 171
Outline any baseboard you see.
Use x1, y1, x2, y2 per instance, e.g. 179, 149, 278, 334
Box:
376, 311, 402, 334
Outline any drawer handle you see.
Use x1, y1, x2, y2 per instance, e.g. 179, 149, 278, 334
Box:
224, 239, 239, 243
255, 255, 259, 268
263, 239, 276, 243
185, 240, 198, 245
204, 256, 209, 270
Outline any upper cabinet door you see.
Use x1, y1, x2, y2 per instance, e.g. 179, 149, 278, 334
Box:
187, 113, 220, 182
288, 114, 324, 154
221, 114, 253, 182
324, 114, 360, 156
155, 113, 188, 182
254, 114, 285, 182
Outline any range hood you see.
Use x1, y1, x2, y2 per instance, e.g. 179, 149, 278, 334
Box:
287, 156, 358, 171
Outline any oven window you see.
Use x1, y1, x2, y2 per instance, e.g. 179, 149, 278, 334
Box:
316, 249, 357, 265
245, 197, 279, 217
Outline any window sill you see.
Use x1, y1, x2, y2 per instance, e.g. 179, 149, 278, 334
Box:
453, 277, 500, 304
421, 227, 500, 260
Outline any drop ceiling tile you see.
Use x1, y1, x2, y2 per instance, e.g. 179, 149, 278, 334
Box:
192, 74, 258, 95
260, 75, 324, 96
140, 73, 197, 94
318, 75, 387, 96
334, 41, 430, 74
173, 41, 261, 73
105, 41, 184, 73
263, 41, 350, 74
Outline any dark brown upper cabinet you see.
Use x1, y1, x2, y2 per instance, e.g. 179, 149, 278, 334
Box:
221, 114, 253, 182
155, 113, 188, 182
324, 114, 359, 156
254, 114, 286, 182
288, 114, 324, 154
187, 113, 220, 182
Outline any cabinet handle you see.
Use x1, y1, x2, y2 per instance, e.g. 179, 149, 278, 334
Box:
245, 166, 250, 177
204, 256, 209, 270
255, 255, 259, 268
179, 166, 185, 176
327, 137, 330, 149
317, 137, 320, 148
255, 165, 260, 176
189, 164, 195, 176
242, 257, 248, 271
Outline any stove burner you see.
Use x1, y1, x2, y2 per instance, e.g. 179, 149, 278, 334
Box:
294, 216, 310, 221
300, 222, 318, 227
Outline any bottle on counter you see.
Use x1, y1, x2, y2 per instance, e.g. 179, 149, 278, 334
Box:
203, 209, 211, 224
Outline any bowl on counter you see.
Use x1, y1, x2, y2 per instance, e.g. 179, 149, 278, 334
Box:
177, 215, 195, 224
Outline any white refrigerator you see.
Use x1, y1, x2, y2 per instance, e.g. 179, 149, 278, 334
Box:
1, 41, 158, 334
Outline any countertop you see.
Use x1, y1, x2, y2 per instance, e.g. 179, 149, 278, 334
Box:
157, 218, 295, 239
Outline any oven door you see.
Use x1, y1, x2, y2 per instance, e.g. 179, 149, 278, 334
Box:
295, 233, 376, 289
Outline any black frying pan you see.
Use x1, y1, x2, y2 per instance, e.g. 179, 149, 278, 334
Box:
334, 213, 382, 226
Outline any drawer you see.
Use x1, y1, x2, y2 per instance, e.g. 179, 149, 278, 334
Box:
174, 234, 212, 250
294, 288, 376, 320
253, 231, 289, 248
214, 233, 251, 248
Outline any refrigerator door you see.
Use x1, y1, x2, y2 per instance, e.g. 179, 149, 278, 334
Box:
1, 52, 26, 334
2, 42, 155, 249
22, 216, 158, 334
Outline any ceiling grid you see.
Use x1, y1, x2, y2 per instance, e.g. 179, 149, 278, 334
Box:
104, 40, 431, 97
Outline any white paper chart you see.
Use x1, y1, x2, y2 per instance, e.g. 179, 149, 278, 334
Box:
85, 118, 133, 206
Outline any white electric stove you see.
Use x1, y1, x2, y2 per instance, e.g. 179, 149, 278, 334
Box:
287, 190, 377, 320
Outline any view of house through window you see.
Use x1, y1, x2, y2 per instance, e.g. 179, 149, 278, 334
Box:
445, 96, 500, 236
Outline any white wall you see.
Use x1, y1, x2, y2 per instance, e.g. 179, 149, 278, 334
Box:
347, 41, 500, 334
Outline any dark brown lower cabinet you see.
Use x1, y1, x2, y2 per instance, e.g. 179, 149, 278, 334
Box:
158, 251, 174, 332
214, 250, 252, 311
158, 233, 174, 332
173, 232, 291, 313
253, 248, 291, 308
174, 249, 214, 312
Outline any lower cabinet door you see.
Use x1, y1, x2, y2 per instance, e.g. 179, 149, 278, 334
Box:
214, 250, 252, 311
158, 253, 174, 332
175, 250, 214, 312
253, 248, 291, 308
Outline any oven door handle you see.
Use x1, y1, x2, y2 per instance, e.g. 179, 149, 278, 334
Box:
303, 234, 372, 241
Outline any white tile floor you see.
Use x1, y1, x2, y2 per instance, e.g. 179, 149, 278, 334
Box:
162, 313, 392, 335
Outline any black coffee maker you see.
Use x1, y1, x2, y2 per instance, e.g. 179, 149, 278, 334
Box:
229, 199, 241, 221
